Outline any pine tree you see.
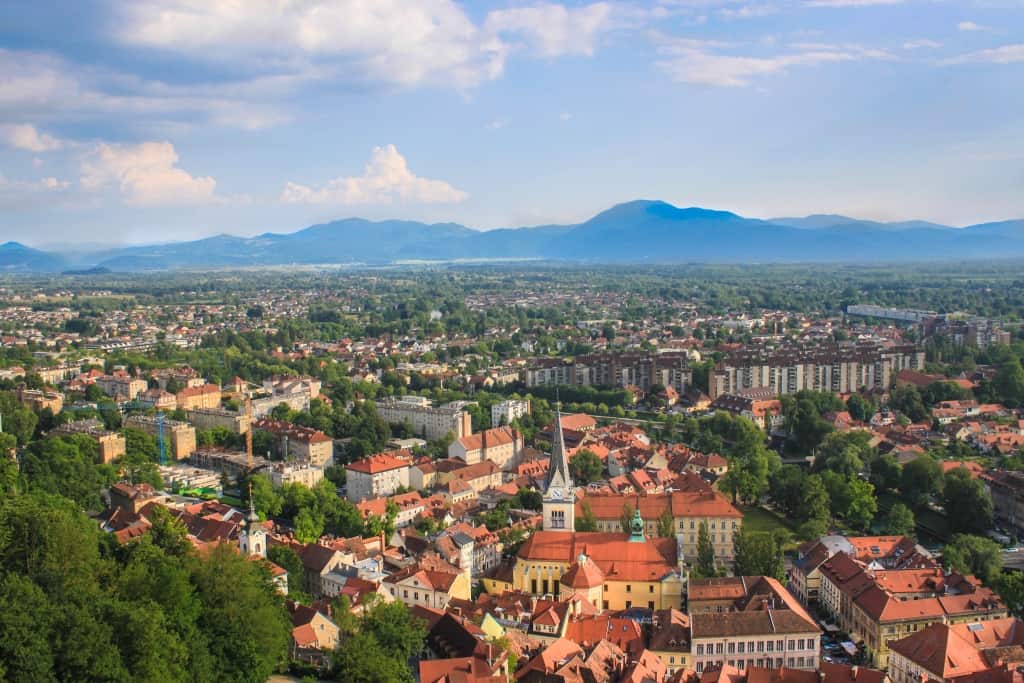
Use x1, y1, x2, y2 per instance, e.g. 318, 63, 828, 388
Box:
695, 521, 716, 578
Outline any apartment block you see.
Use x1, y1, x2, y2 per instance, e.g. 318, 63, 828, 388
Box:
53, 418, 126, 464
124, 414, 197, 460
710, 342, 925, 399
375, 397, 472, 441
253, 418, 333, 466
345, 450, 413, 502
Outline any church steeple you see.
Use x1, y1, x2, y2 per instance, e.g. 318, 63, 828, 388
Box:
240, 482, 267, 558
542, 401, 576, 533
545, 404, 573, 492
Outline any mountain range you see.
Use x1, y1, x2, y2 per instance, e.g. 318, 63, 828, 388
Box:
4, 200, 1024, 271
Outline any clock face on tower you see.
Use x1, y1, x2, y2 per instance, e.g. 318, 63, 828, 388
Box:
549, 488, 563, 500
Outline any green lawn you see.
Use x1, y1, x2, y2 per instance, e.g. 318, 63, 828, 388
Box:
739, 505, 800, 550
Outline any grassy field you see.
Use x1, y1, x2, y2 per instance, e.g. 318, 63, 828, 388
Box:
739, 504, 800, 550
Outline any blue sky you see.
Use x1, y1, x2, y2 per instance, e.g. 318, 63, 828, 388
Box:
1, 0, 1022, 246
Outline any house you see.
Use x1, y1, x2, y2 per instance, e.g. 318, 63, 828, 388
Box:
299, 544, 345, 598
345, 450, 412, 502
448, 426, 524, 471
288, 602, 339, 651
888, 617, 1024, 683
689, 576, 821, 673
383, 562, 471, 610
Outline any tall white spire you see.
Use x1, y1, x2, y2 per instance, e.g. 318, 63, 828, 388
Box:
546, 399, 573, 492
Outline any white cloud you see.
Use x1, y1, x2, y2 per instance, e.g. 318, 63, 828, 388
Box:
720, 4, 778, 19
903, 39, 943, 49
484, 3, 614, 58
0, 49, 288, 130
486, 118, 508, 129
1, 123, 64, 152
559, 112, 572, 121
80, 141, 218, 206
943, 44, 1024, 64
958, 21, 990, 32
281, 144, 468, 205
0, 173, 72, 208
657, 39, 890, 86
115, 1, 616, 91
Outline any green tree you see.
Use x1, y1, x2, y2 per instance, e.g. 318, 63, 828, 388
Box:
733, 530, 785, 581
294, 507, 324, 543
943, 468, 994, 535
844, 478, 878, 531
268, 545, 308, 600
0, 573, 56, 682
995, 572, 1024, 619
620, 502, 635, 534
846, 393, 873, 422
796, 473, 831, 533
333, 631, 411, 683
944, 533, 1003, 584
885, 503, 916, 536
249, 473, 283, 519
889, 384, 929, 423
657, 506, 675, 538
694, 520, 716, 578
993, 359, 1024, 407
569, 449, 603, 485
813, 431, 874, 477
575, 500, 598, 532
192, 543, 291, 683
901, 455, 944, 508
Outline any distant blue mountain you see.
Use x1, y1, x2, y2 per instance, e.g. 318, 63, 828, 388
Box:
17, 201, 1024, 271
0, 242, 66, 272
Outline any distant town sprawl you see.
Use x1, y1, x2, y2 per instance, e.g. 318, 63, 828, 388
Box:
1, 264, 1024, 683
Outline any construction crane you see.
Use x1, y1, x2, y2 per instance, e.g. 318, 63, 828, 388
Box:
245, 395, 253, 471
157, 411, 167, 466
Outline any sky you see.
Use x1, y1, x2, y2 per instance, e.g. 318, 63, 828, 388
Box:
1, 0, 1023, 247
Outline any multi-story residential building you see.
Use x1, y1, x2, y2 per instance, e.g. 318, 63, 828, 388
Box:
524, 358, 576, 387
186, 407, 251, 435
136, 388, 178, 411
250, 376, 320, 418
124, 414, 197, 460
710, 388, 785, 429
575, 490, 743, 563
383, 563, 470, 610
375, 397, 472, 441
356, 491, 425, 529
491, 398, 530, 427
818, 551, 1007, 668
984, 470, 1024, 536
689, 576, 821, 673
448, 426, 523, 470
435, 460, 503, 494
269, 461, 324, 489
253, 418, 334, 466
96, 373, 148, 401
710, 342, 925, 399
53, 418, 126, 463
525, 352, 693, 393
888, 617, 1024, 683
17, 386, 64, 413
345, 450, 413, 502
175, 384, 222, 411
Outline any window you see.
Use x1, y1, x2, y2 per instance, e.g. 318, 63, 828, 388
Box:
728, 643, 735, 654
627, 585, 631, 592
404, 590, 409, 598
680, 521, 685, 530
716, 644, 723, 654
697, 645, 705, 656
690, 520, 696, 529
757, 641, 765, 653
788, 640, 796, 650
777, 640, 784, 651
738, 643, 745, 654
670, 657, 676, 664
531, 580, 537, 594
625, 601, 632, 609
648, 601, 655, 610
603, 601, 609, 610
551, 510, 565, 529
697, 664, 704, 673
414, 592, 419, 600
767, 641, 774, 652
738, 661, 745, 670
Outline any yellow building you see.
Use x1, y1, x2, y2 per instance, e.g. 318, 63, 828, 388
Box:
511, 509, 685, 612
